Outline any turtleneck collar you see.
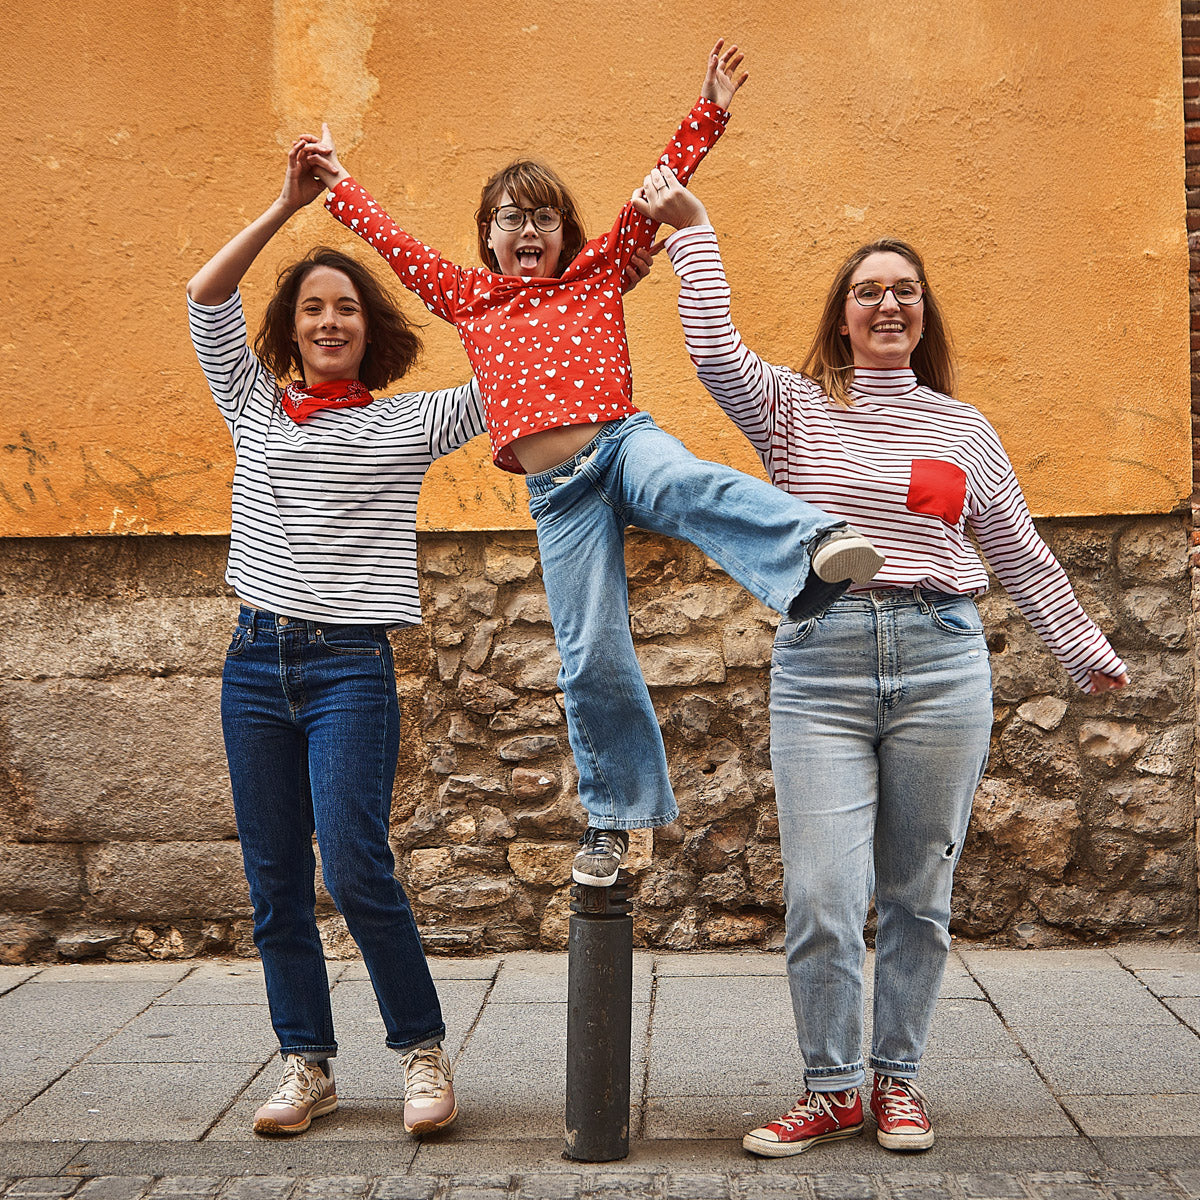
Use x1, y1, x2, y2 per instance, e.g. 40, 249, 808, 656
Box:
848, 367, 919, 398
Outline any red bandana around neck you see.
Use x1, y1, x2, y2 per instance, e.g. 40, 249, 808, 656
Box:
281, 379, 373, 424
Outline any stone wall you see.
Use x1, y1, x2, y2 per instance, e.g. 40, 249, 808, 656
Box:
0, 516, 1193, 963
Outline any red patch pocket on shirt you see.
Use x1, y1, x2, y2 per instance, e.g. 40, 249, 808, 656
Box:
906, 459, 967, 526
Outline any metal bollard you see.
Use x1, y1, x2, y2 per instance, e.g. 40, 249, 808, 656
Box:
563, 871, 633, 1162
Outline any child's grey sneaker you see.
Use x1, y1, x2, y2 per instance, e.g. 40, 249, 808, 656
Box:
811, 528, 885, 585
572, 828, 629, 886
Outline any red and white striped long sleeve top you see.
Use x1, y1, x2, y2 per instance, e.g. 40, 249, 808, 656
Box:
666, 225, 1126, 690
326, 99, 728, 473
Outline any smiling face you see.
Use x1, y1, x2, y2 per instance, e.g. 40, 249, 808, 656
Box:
840, 250, 925, 370
291, 265, 368, 384
486, 189, 565, 279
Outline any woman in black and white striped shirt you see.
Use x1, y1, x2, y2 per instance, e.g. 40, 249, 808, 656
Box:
187, 138, 485, 1140
634, 166, 1127, 1158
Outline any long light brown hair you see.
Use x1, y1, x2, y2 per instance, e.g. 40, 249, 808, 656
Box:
802, 237, 956, 406
255, 247, 422, 391
475, 160, 587, 275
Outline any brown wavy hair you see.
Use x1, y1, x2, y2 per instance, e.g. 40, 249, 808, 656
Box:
802, 237, 956, 407
475, 160, 587, 275
254, 247, 421, 392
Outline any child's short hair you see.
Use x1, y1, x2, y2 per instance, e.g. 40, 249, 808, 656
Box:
255, 247, 422, 391
475, 160, 587, 275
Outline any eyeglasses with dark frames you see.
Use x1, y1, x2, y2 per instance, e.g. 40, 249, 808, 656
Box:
490, 204, 564, 233
848, 279, 926, 307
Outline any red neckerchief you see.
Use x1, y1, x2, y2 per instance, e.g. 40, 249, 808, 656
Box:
281, 379, 373, 424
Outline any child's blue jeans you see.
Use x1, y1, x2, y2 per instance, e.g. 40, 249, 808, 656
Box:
525, 411, 847, 829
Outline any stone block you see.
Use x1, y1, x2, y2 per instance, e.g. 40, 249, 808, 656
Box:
1016, 695, 1069, 731
484, 542, 539, 584
0, 843, 83, 912
0, 678, 235, 842
1126, 586, 1189, 647
489, 635, 562, 691
1116, 523, 1188, 583
636, 644, 725, 687
721, 617, 774, 668
970, 778, 1079, 880
86, 842, 249, 921
1079, 720, 1149, 768
1102, 778, 1193, 839
507, 842, 575, 886
498, 735, 559, 762
0, 597, 232, 681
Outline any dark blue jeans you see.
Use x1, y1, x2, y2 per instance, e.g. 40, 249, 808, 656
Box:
221, 605, 445, 1058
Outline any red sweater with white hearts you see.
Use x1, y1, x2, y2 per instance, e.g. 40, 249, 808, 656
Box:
326, 99, 728, 472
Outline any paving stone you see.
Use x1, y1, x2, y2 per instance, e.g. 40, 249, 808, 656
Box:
1167, 1171, 1200, 1197
0, 1062, 261, 1142
74, 1180, 154, 1200
1098, 1170, 1189, 1199
925, 999, 1024, 1059
0, 970, 40, 997
154, 965, 269, 1007
1059, 1095, 1200, 1137
368, 1181, 441, 1200
811, 1176, 885, 1200
4, 1182, 81, 1197
886, 1176, 955, 1200
1161, 996, 1200, 1028
486, 951, 652, 1005
1130, 970, 1200, 1000
444, 1187, 510, 1200
653, 953, 787, 977
517, 1175, 582, 1200
737, 1181, 816, 1200
293, 1181, 370, 1200
147, 1183, 222, 1198
85, 1003, 269, 1064
969, 969, 1179, 1026
1027, 1174, 1106, 1199
580, 1174, 658, 1199
664, 1174, 729, 1200
1006, 1025, 1200, 1095
219, 1181, 296, 1200
959, 1176, 1030, 1200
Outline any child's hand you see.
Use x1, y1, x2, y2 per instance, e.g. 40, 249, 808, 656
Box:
631, 165, 709, 230
623, 246, 655, 292
279, 137, 327, 212
300, 123, 351, 190
701, 38, 748, 110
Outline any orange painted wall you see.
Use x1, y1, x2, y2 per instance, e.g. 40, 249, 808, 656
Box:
5, 0, 1188, 534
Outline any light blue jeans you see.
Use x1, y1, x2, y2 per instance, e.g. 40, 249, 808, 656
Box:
525, 412, 847, 829
769, 588, 992, 1091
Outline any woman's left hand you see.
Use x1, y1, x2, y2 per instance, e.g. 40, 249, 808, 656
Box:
1086, 668, 1129, 693
632, 164, 708, 230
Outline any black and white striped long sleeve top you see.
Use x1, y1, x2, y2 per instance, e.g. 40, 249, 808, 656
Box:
666, 225, 1125, 690
188, 289, 486, 625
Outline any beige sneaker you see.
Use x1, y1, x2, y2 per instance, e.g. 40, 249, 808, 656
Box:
402, 1045, 457, 1135
252, 1054, 337, 1136
811, 528, 885, 585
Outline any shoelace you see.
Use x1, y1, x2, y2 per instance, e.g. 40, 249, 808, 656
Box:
875, 1076, 928, 1125
269, 1056, 324, 1105
775, 1089, 850, 1131
581, 830, 623, 857
403, 1047, 452, 1100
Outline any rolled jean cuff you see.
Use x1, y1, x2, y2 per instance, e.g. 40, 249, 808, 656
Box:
281, 1043, 337, 1060
588, 809, 679, 832
388, 1025, 447, 1054
806, 1059, 866, 1092
869, 1054, 919, 1079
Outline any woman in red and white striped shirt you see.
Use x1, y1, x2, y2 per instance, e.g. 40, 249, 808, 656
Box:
634, 166, 1127, 1158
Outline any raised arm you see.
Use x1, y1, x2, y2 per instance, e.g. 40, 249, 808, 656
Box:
187, 139, 325, 304
305, 125, 465, 323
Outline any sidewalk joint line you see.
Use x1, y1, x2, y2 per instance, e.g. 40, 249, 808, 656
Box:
955, 948, 1090, 1141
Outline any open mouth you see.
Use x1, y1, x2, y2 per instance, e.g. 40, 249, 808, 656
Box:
516, 247, 543, 271
871, 322, 906, 334
314, 339, 348, 349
